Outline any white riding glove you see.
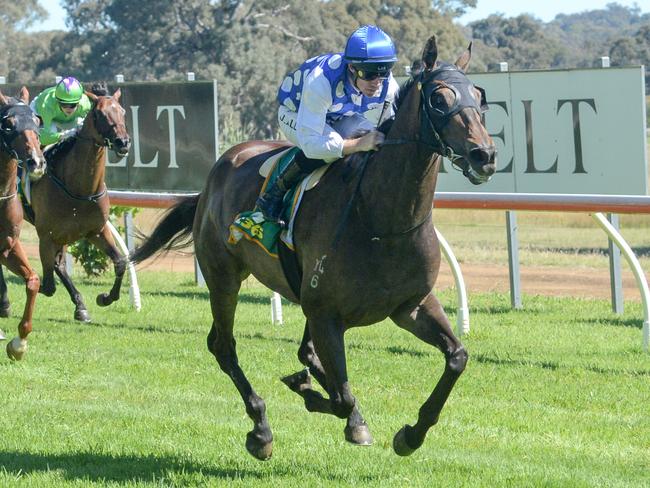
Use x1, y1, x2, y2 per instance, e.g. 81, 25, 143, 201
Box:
59, 128, 77, 141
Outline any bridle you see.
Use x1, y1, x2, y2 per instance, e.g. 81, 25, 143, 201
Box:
0, 102, 39, 168
0, 101, 41, 202
383, 64, 489, 177
46, 96, 127, 202
76, 98, 124, 150
334, 65, 490, 244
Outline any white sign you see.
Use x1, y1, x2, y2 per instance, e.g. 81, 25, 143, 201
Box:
438, 66, 648, 195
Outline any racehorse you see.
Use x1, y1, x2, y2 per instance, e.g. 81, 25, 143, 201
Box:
0, 87, 46, 360
131, 36, 496, 459
0, 83, 131, 323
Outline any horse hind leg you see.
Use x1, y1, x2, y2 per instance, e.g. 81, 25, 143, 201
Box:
281, 321, 372, 446
389, 293, 468, 456
53, 248, 91, 322
3, 242, 40, 360
206, 274, 273, 461
88, 228, 126, 308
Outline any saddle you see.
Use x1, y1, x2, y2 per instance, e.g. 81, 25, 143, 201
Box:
229, 146, 330, 257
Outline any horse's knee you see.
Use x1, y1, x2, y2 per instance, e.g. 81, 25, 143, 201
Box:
27, 274, 39, 293
206, 327, 218, 356
447, 346, 468, 375
207, 328, 236, 372
297, 341, 314, 367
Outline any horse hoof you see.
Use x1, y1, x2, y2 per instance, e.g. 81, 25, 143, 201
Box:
75, 309, 91, 323
344, 423, 373, 446
393, 425, 416, 457
280, 369, 311, 393
245, 432, 273, 461
96, 293, 113, 307
0, 304, 10, 318
6, 337, 27, 361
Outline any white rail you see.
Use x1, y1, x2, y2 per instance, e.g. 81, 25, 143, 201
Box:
109, 190, 650, 351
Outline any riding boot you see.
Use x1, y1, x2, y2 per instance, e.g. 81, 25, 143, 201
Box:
255, 151, 319, 225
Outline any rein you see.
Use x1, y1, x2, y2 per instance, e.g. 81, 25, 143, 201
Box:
47, 171, 107, 203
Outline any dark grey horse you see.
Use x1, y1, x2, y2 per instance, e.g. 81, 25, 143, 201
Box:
131, 35, 496, 460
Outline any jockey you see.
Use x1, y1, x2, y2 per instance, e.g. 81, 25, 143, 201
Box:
30, 76, 92, 147
256, 24, 400, 224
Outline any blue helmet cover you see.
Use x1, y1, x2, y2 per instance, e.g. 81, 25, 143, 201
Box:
344, 25, 397, 64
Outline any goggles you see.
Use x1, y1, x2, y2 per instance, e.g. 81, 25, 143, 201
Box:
351, 62, 394, 81
59, 101, 78, 110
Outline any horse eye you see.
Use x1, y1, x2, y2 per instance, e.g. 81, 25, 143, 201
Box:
429, 91, 446, 108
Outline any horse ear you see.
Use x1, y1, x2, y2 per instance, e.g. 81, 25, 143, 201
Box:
0, 89, 6, 107
19, 86, 29, 105
455, 42, 472, 72
113, 88, 121, 101
85, 90, 99, 104
422, 36, 438, 71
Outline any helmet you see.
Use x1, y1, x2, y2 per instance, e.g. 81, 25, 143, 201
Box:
343, 25, 397, 66
54, 77, 84, 103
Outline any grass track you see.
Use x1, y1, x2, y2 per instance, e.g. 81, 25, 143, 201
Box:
0, 270, 648, 487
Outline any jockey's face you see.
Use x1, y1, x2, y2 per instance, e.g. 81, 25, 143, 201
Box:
59, 102, 78, 115
349, 66, 384, 97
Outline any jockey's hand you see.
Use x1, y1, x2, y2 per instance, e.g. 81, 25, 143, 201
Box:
343, 130, 385, 155
59, 128, 77, 141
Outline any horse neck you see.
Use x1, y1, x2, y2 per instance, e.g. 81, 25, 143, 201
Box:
360, 87, 440, 233
0, 153, 17, 197
59, 120, 106, 196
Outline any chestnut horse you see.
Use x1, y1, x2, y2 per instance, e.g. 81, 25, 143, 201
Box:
0, 88, 46, 360
0, 84, 131, 323
132, 36, 496, 459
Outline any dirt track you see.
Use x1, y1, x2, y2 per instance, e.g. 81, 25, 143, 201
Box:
22, 242, 642, 301
102, 247, 644, 302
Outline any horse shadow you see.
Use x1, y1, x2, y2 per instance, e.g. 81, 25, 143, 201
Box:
0, 450, 264, 484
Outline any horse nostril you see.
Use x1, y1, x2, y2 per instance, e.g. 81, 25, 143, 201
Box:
470, 146, 496, 173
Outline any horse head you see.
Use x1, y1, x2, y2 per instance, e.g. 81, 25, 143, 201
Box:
0, 87, 46, 180
411, 36, 496, 185
84, 85, 131, 158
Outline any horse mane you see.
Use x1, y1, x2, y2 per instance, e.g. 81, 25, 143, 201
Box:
45, 137, 77, 168
89, 81, 110, 97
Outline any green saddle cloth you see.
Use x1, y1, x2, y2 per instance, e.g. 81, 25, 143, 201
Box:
229, 147, 301, 257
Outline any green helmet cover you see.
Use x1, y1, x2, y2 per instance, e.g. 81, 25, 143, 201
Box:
55, 77, 84, 103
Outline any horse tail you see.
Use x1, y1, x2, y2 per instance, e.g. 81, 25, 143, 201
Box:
130, 194, 199, 265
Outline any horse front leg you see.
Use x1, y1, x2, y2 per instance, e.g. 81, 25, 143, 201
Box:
389, 293, 468, 456
307, 315, 356, 421
52, 246, 91, 322
88, 227, 126, 307
38, 237, 58, 297
0, 265, 11, 318
282, 321, 372, 445
3, 241, 40, 360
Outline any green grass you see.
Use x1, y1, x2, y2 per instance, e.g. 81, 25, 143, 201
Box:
0, 270, 648, 487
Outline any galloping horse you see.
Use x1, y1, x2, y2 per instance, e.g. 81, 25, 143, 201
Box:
0, 84, 131, 323
0, 88, 46, 360
132, 36, 496, 459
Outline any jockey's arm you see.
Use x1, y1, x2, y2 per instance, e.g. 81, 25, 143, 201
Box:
38, 112, 63, 146
295, 72, 345, 160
